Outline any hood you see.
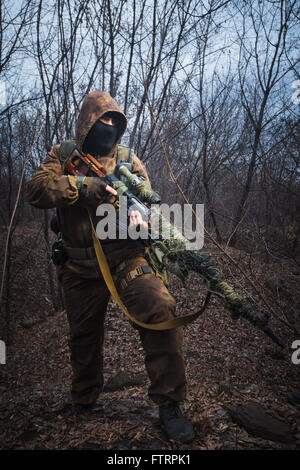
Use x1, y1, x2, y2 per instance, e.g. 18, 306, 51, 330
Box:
75, 90, 127, 155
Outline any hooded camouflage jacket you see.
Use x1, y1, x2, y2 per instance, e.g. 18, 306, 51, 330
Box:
26, 91, 150, 276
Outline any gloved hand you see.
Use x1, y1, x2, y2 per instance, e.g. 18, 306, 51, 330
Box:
77, 176, 117, 207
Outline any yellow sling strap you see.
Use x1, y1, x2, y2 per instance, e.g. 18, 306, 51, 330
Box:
88, 211, 210, 330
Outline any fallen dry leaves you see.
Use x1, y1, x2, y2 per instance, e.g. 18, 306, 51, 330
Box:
0, 223, 299, 450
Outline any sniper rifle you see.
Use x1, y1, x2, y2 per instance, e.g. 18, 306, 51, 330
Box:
64, 149, 285, 349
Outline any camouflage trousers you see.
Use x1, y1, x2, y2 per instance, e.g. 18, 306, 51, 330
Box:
59, 254, 187, 406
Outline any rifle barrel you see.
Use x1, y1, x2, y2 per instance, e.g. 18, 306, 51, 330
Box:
263, 327, 285, 349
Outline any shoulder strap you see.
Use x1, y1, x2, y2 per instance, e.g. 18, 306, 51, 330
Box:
117, 144, 133, 167
59, 142, 133, 165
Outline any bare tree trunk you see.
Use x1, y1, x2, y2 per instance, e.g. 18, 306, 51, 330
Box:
230, 0, 297, 246
230, 126, 262, 246
43, 210, 59, 313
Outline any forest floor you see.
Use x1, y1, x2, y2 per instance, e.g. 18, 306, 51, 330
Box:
0, 223, 300, 451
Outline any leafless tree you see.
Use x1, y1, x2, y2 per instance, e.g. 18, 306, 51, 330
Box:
230, 0, 299, 246
1, 0, 299, 339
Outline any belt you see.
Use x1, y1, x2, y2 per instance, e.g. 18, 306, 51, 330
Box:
63, 243, 153, 290
63, 244, 96, 260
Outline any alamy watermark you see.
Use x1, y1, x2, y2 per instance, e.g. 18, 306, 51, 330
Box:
291, 80, 300, 105
291, 340, 300, 365
96, 197, 204, 250
0, 340, 6, 365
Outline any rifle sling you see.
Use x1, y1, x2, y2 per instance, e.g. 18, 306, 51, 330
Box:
88, 210, 210, 330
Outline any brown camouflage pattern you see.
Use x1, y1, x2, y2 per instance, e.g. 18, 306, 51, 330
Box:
26, 91, 187, 406
26, 90, 150, 271
59, 255, 186, 405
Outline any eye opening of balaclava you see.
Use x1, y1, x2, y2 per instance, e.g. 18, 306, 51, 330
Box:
82, 111, 121, 156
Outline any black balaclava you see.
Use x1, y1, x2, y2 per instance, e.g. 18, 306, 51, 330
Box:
82, 119, 119, 156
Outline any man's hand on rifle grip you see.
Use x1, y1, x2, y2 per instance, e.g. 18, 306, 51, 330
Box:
77, 176, 117, 207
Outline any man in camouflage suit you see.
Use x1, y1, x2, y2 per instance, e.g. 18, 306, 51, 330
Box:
26, 90, 194, 442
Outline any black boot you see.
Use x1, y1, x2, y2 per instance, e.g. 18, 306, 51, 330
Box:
159, 404, 194, 442
287, 392, 300, 408
62, 402, 102, 417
